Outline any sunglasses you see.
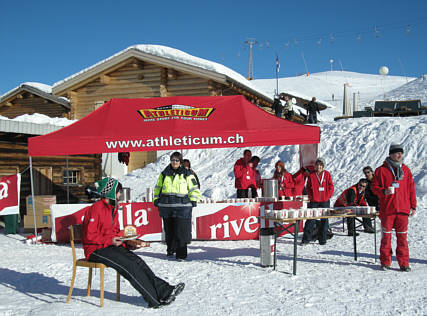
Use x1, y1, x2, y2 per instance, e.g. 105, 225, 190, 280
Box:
170, 159, 180, 163
358, 184, 367, 188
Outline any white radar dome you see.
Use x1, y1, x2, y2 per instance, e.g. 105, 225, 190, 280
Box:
379, 66, 389, 75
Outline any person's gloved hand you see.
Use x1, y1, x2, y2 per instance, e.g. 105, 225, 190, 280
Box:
191, 201, 197, 207
153, 199, 159, 207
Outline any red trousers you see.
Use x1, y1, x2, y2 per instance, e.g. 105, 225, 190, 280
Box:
380, 213, 409, 267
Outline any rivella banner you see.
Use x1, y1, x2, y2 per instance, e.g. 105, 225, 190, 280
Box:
50, 201, 303, 243
0, 174, 21, 216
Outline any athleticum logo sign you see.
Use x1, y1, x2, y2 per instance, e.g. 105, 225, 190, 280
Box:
138, 104, 215, 122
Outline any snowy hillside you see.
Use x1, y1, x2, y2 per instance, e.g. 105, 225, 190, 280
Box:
1, 115, 426, 316
120, 116, 426, 204
252, 71, 417, 121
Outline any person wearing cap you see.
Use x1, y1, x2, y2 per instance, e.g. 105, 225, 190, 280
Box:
301, 157, 334, 245
153, 152, 202, 261
82, 177, 185, 308
371, 144, 416, 272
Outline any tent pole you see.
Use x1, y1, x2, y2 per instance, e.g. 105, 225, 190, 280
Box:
66, 156, 69, 203
29, 156, 38, 241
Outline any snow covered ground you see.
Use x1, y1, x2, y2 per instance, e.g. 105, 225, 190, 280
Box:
1, 114, 425, 315
0, 70, 426, 315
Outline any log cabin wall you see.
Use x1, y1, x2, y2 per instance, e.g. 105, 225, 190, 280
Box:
0, 140, 101, 217
0, 93, 69, 119
60, 58, 231, 171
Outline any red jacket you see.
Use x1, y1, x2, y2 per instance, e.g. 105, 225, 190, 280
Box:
307, 170, 334, 202
371, 161, 416, 218
274, 171, 294, 197
334, 185, 367, 207
292, 168, 309, 196
234, 158, 254, 189
82, 199, 120, 260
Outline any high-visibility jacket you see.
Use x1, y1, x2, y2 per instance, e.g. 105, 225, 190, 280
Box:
306, 170, 334, 202
154, 165, 202, 208
334, 184, 367, 207
371, 160, 416, 218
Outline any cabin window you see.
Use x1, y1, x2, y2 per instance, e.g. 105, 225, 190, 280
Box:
94, 100, 106, 110
63, 170, 80, 185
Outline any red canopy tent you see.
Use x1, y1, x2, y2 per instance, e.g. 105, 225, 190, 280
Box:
26, 95, 320, 237
28, 95, 320, 156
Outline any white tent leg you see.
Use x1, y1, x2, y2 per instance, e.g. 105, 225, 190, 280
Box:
66, 156, 69, 203
29, 156, 38, 240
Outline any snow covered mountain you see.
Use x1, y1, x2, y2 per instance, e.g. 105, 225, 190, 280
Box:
252, 71, 419, 121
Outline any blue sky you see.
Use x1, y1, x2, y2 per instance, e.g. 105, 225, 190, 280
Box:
1, 0, 426, 95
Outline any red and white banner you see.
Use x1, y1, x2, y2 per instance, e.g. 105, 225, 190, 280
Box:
0, 174, 21, 216
50, 201, 304, 243
196, 203, 260, 240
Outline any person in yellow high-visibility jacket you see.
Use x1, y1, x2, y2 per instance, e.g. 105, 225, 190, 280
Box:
153, 151, 201, 261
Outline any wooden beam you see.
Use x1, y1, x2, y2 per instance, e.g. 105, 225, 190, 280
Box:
67, 91, 78, 99
167, 69, 178, 80
100, 74, 111, 85
130, 58, 144, 69
160, 68, 167, 85
160, 84, 170, 97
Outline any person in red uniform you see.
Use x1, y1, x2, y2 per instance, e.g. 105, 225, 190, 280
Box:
292, 166, 311, 196
248, 156, 261, 197
334, 179, 369, 236
82, 177, 184, 308
273, 161, 294, 198
233, 149, 254, 198
301, 158, 334, 245
371, 144, 416, 272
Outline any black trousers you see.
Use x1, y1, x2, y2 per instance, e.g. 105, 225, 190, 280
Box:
89, 246, 173, 307
236, 188, 257, 198
163, 217, 192, 259
303, 201, 330, 243
347, 217, 374, 232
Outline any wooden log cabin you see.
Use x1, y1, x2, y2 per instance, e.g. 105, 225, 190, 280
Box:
0, 83, 101, 215
0, 45, 276, 213
51, 45, 275, 171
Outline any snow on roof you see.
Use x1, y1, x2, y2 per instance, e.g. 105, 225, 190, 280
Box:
0, 113, 76, 127
0, 82, 69, 107
52, 44, 273, 101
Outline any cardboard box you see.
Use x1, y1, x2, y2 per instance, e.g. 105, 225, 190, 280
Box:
25, 195, 56, 230
24, 214, 52, 229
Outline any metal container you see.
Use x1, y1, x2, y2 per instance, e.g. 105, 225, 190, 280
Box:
262, 179, 278, 198
120, 187, 131, 202
259, 228, 275, 267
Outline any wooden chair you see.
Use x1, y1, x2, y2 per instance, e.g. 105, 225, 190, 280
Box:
66, 224, 120, 307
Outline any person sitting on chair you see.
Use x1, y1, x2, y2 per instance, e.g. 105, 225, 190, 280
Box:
82, 177, 184, 308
